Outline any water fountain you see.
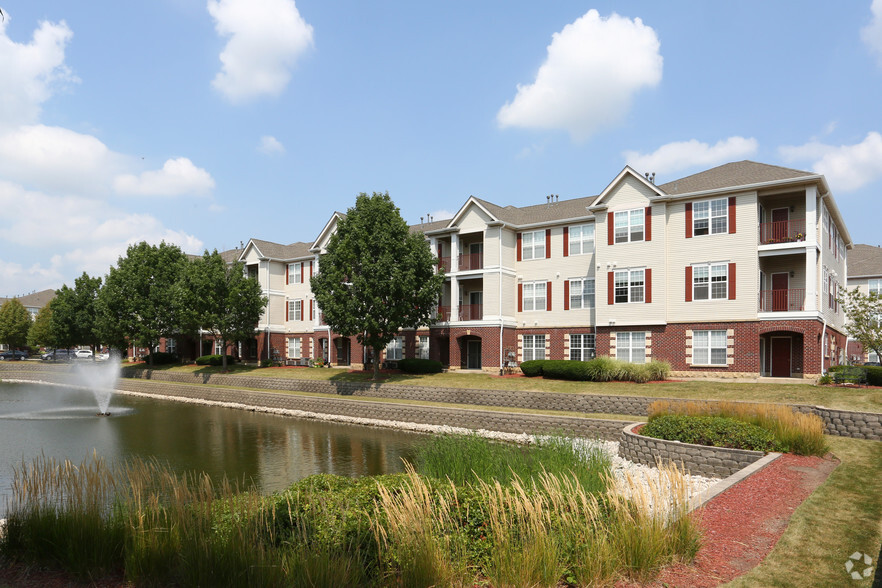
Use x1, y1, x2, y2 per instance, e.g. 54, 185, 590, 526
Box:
71, 358, 121, 415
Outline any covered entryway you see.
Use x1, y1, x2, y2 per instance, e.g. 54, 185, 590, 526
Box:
770, 337, 792, 377
760, 330, 804, 377
457, 335, 482, 369
334, 337, 350, 366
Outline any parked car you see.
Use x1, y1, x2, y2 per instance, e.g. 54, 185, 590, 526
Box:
863, 361, 881, 366
41, 349, 75, 362
0, 350, 29, 360
74, 349, 93, 359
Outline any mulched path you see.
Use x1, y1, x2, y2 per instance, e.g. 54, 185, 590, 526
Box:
0, 454, 838, 588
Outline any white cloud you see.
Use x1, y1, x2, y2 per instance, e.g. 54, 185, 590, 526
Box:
258, 135, 285, 155
623, 137, 758, 175
780, 132, 882, 192
113, 157, 215, 197
0, 17, 77, 130
863, 0, 882, 68
497, 10, 662, 141
208, 0, 314, 103
0, 124, 126, 194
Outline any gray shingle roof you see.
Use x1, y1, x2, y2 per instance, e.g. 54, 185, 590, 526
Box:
249, 238, 312, 260
0, 288, 56, 309
848, 244, 882, 278
659, 161, 816, 196
471, 195, 598, 226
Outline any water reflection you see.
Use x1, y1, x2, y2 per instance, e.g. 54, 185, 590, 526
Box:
0, 382, 423, 516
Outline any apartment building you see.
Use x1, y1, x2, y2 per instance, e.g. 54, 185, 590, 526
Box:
845, 244, 882, 364
237, 160, 852, 379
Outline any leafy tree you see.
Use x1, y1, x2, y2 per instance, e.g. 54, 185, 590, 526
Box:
0, 298, 33, 355
50, 273, 103, 357
28, 304, 56, 349
839, 287, 882, 363
311, 192, 444, 380
99, 241, 189, 365
178, 250, 266, 370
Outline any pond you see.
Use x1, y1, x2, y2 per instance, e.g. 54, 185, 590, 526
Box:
0, 381, 424, 516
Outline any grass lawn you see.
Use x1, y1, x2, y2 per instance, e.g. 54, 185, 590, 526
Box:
726, 435, 882, 587
123, 362, 882, 414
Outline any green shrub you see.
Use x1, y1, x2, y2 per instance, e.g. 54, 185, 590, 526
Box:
583, 356, 623, 382
642, 415, 779, 452
398, 358, 443, 374
195, 354, 236, 366
519, 360, 544, 377
866, 365, 882, 386
144, 351, 178, 365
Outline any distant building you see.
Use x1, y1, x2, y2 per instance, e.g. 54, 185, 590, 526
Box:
0, 289, 56, 350
845, 244, 882, 364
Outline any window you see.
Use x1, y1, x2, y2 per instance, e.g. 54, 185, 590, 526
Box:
521, 230, 545, 260
869, 279, 882, 296
614, 269, 644, 303
288, 262, 302, 284
166, 339, 176, 354
569, 334, 596, 361
616, 332, 646, 364
289, 300, 302, 321
288, 337, 302, 359
693, 263, 728, 300
214, 340, 223, 355
417, 336, 430, 360
523, 281, 547, 311
693, 198, 727, 236
569, 224, 594, 255
569, 278, 595, 309
523, 334, 546, 361
693, 330, 727, 365
614, 209, 644, 243
385, 336, 404, 361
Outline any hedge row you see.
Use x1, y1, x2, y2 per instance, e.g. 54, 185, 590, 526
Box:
397, 358, 444, 374
195, 354, 237, 366
520, 356, 670, 383
641, 414, 779, 452
144, 351, 179, 365
827, 364, 882, 386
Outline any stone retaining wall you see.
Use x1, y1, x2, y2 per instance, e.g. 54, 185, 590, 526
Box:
2, 363, 880, 441
618, 422, 768, 478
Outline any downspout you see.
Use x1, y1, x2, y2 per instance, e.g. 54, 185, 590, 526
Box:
265, 259, 271, 361
498, 225, 504, 374
820, 317, 827, 377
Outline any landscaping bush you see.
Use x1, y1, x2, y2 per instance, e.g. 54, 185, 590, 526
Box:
398, 358, 443, 374
195, 354, 237, 366
866, 365, 882, 386
642, 414, 779, 452
144, 351, 178, 365
519, 360, 544, 377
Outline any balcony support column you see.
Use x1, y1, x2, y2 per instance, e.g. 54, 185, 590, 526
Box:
804, 186, 818, 312
450, 276, 459, 322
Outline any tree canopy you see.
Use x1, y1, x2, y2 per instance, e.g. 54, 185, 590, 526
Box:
311, 192, 444, 380
178, 250, 266, 369
0, 298, 33, 353
28, 304, 55, 349
51, 273, 103, 356
99, 241, 188, 365
839, 287, 882, 362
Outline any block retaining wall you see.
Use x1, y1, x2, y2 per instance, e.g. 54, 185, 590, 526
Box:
618, 422, 768, 478
1, 363, 879, 441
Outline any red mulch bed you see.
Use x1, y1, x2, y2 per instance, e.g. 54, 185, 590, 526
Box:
0, 455, 838, 588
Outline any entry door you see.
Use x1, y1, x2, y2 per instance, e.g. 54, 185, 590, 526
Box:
771, 273, 789, 311
772, 208, 789, 241
771, 337, 792, 377
467, 340, 481, 369
335, 338, 350, 365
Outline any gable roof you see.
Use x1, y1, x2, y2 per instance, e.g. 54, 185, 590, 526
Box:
659, 161, 817, 196
592, 166, 664, 207
245, 238, 312, 261
0, 288, 56, 310
848, 244, 882, 278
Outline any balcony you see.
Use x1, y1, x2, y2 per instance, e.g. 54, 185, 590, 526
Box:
438, 256, 451, 273
437, 305, 451, 321
759, 288, 805, 312
759, 219, 806, 245
458, 252, 484, 271
458, 304, 483, 321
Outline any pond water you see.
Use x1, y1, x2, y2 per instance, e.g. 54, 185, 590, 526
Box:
0, 381, 424, 516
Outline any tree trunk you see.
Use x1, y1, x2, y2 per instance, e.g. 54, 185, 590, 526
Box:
372, 344, 382, 381
221, 338, 228, 371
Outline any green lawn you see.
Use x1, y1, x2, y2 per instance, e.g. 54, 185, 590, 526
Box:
123, 363, 882, 414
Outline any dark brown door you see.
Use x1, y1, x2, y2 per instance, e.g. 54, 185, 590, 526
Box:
771, 337, 792, 377
772, 273, 789, 311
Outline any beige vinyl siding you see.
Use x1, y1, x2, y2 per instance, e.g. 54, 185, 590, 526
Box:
667, 192, 758, 322
606, 175, 658, 207
267, 260, 286, 290
500, 228, 518, 268
264, 294, 286, 330
457, 205, 493, 233
594, 199, 667, 327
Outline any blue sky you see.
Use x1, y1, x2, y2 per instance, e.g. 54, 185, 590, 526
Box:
1, 1, 881, 296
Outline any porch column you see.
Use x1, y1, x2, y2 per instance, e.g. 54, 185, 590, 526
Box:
450, 234, 460, 321
804, 186, 818, 312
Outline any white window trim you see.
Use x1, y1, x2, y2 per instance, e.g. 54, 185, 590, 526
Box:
614, 209, 644, 243
523, 281, 547, 311
417, 335, 430, 360
288, 337, 302, 359
692, 330, 727, 366
692, 262, 729, 301
569, 333, 596, 361
869, 279, 882, 297
568, 278, 595, 309
693, 198, 728, 236
521, 230, 546, 260
385, 336, 404, 361
613, 269, 645, 304
289, 262, 302, 284
289, 299, 303, 321
568, 224, 595, 255
523, 334, 546, 361
615, 332, 646, 364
